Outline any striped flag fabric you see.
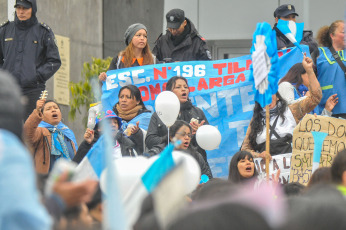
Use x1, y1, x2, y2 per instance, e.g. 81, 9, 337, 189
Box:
249, 22, 279, 108
122, 144, 178, 226
276, 19, 304, 53
73, 135, 106, 181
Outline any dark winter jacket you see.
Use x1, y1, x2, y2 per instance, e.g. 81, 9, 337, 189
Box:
73, 129, 143, 164
187, 148, 213, 179
152, 18, 212, 62
0, 0, 61, 93
145, 100, 209, 161
273, 25, 318, 55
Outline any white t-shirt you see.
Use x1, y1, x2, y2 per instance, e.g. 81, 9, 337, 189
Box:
256, 107, 297, 145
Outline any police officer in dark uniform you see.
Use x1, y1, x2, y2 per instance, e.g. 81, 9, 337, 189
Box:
0, 0, 61, 121
273, 4, 318, 56
153, 8, 212, 62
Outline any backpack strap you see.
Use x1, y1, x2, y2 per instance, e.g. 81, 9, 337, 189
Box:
329, 46, 346, 78
269, 115, 281, 139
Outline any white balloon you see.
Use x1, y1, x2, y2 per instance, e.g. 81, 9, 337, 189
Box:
196, 125, 222, 150
155, 91, 180, 127
172, 151, 201, 194
100, 151, 200, 197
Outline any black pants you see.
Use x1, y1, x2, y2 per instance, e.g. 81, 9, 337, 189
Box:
23, 88, 44, 121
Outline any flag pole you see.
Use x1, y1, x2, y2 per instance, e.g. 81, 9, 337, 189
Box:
265, 105, 271, 182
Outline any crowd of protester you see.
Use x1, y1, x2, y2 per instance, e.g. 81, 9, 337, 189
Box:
1, 0, 346, 229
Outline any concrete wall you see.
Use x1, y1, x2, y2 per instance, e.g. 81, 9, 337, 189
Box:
38, 0, 103, 144
103, 0, 164, 58
164, 0, 346, 59
164, 0, 346, 40
0, 1, 8, 22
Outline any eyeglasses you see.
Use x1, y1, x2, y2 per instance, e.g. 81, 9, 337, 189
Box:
176, 132, 192, 138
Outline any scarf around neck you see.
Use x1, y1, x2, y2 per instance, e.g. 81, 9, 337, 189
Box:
171, 21, 191, 46
116, 104, 143, 122
38, 121, 78, 150
47, 127, 70, 160
260, 102, 280, 119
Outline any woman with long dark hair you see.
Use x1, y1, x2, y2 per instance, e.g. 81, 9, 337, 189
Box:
145, 76, 209, 162
241, 56, 322, 158
111, 85, 152, 155
228, 151, 258, 184
168, 120, 212, 179
85, 85, 151, 156
279, 63, 338, 115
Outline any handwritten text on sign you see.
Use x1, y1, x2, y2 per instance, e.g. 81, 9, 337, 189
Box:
290, 114, 346, 185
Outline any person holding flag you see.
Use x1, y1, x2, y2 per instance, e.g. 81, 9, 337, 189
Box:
273, 4, 318, 55
242, 56, 321, 158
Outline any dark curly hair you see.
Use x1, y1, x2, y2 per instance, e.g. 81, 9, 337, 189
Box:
248, 93, 288, 150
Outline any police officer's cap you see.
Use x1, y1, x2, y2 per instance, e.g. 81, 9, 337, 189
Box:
274, 4, 299, 18
166, 9, 185, 29
14, 0, 32, 9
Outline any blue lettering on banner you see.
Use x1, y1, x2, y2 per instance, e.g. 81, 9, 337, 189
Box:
101, 46, 309, 178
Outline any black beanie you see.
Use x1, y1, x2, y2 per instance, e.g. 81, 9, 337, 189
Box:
0, 70, 23, 140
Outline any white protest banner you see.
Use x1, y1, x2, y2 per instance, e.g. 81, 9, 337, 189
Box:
255, 153, 291, 184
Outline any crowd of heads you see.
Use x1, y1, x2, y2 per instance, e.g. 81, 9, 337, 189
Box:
1, 0, 346, 229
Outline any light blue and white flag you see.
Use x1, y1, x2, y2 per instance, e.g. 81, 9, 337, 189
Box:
249, 22, 279, 108
103, 118, 129, 230
74, 135, 106, 181
276, 19, 304, 53
123, 144, 177, 226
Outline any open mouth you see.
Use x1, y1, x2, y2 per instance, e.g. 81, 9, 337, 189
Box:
183, 141, 189, 148
246, 166, 252, 171
52, 114, 58, 118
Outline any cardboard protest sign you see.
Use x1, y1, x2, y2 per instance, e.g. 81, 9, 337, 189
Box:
255, 153, 291, 184
290, 114, 346, 185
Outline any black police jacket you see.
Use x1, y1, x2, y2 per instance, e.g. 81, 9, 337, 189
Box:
273, 25, 318, 55
0, 14, 61, 92
152, 18, 212, 62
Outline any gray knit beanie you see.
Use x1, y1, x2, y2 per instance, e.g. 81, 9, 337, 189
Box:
124, 23, 147, 46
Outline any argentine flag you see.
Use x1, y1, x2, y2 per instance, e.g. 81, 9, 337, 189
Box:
73, 135, 106, 181
123, 144, 177, 226
276, 19, 304, 53
249, 22, 279, 108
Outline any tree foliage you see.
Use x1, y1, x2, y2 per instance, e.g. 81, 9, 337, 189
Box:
69, 57, 112, 125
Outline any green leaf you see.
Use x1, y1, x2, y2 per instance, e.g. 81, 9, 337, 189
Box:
69, 56, 112, 126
